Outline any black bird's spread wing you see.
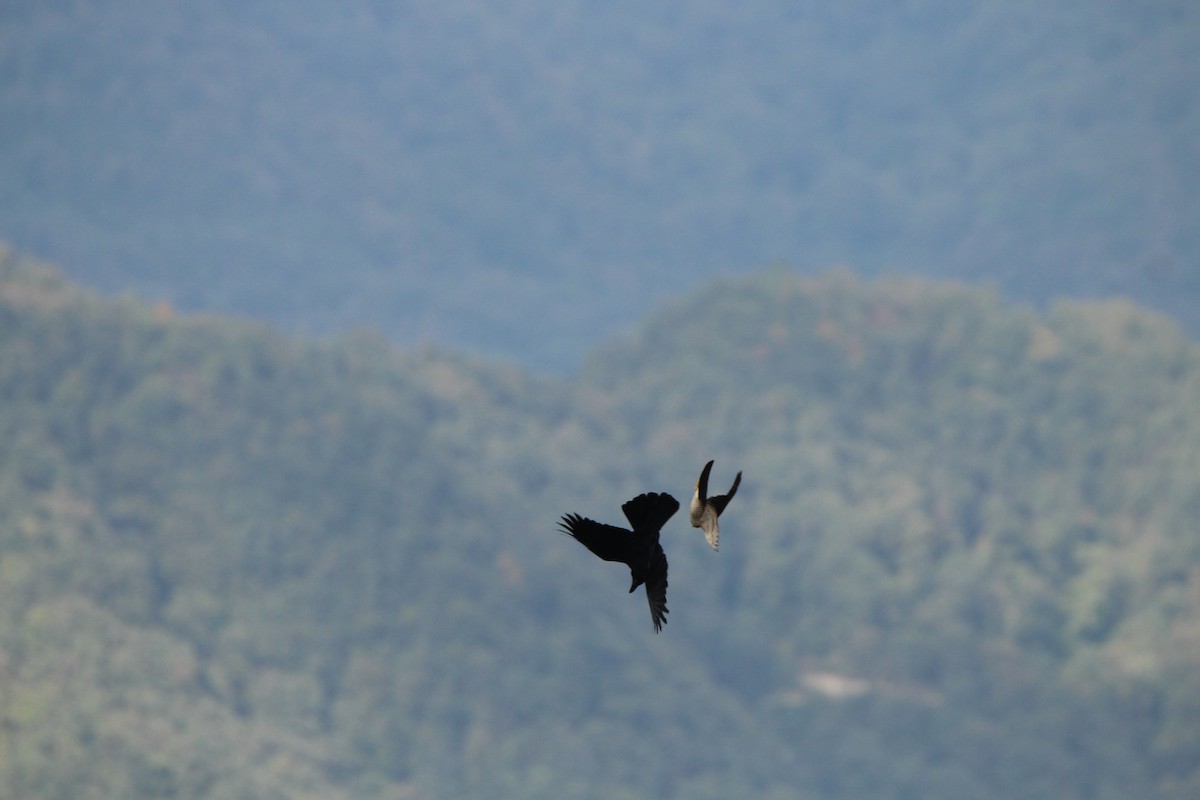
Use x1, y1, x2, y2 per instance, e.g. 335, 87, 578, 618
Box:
558, 513, 634, 565
644, 545, 669, 633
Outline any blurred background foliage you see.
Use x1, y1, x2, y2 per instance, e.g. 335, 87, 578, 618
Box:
1, 251, 1198, 798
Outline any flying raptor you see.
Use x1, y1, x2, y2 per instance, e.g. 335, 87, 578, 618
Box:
690, 459, 742, 552
558, 491, 680, 633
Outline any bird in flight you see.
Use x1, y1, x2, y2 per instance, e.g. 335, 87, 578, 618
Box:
690, 460, 742, 552
558, 492, 680, 633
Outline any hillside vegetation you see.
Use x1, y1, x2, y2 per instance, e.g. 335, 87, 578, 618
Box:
2, 251, 1200, 798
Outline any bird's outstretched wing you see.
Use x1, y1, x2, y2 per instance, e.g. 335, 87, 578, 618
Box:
644, 545, 669, 633
696, 460, 714, 504
558, 513, 634, 564
709, 471, 742, 515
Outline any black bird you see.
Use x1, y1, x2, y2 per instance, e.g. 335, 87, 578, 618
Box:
558, 492, 680, 633
690, 460, 742, 552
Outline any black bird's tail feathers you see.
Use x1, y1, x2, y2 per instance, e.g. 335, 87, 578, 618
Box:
621, 492, 680, 533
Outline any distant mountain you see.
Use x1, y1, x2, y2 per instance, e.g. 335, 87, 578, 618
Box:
2, 250, 1199, 798
2, 1, 1197, 370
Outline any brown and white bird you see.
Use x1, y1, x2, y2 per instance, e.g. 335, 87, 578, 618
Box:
558, 491, 680, 633
690, 460, 742, 552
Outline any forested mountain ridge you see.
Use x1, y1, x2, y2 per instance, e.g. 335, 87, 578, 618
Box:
2, 1, 1197, 369
584, 270, 1200, 669
3, 252, 1200, 798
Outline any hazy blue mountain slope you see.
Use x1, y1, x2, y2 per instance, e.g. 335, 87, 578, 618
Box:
2, 1, 1197, 369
